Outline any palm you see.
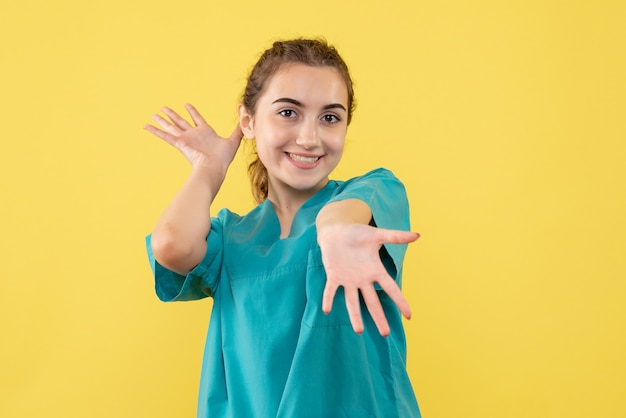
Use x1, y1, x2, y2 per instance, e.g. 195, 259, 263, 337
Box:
319, 223, 418, 336
144, 104, 242, 169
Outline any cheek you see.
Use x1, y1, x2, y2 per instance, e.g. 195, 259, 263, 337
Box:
257, 121, 295, 147
254, 139, 273, 164
254, 126, 290, 162
327, 131, 347, 153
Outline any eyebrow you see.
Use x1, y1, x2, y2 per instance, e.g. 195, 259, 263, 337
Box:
272, 97, 347, 112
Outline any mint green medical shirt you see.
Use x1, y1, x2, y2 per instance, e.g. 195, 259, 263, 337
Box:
146, 168, 421, 418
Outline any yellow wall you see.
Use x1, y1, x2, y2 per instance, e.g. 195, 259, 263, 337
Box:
1, 0, 624, 417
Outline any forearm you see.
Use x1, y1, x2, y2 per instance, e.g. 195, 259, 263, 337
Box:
316, 199, 372, 238
151, 164, 226, 274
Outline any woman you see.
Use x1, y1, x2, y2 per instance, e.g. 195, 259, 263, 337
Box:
145, 38, 421, 418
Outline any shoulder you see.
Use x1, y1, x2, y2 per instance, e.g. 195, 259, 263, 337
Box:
212, 207, 242, 227
330, 167, 406, 199
213, 202, 276, 243
342, 167, 400, 185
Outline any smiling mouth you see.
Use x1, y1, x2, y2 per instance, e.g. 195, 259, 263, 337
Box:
287, 153, 321, 163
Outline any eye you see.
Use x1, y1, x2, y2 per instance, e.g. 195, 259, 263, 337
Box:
279, 109, 297, 118
321, 114, 341, 124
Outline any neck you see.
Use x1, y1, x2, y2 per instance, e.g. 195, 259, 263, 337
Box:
267, 191, 308, 220
267, 180, 327, 239
267, 179, 328, 213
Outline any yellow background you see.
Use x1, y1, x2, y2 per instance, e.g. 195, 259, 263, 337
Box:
1, 0, 624, 417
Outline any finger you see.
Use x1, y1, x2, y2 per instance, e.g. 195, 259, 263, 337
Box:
160, 106, 193, 131
322, 281, 339, 314
361, 287, 390, 337
378, 275, 412, 319
143, 124, 178, 148
161, 106, 193, 130
151, 114, 182, 136
344, 287, 364, 334
375, 228, 420, 245
184, 103, 209, 127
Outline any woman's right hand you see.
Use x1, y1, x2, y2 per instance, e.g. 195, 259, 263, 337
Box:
144, 103, 242, 172
145, 104, 242, 274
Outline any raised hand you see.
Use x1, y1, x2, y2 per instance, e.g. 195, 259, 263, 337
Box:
144, 104, 242, 171
145, 104, 243, 274
318, 222, 419, 337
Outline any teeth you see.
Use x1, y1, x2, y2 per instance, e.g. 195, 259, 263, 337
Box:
288, 153, 320, 163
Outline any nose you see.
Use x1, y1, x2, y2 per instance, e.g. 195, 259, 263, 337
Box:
295, 118, 320, 150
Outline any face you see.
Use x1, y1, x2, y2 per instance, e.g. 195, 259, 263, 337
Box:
240, 63, 349, 203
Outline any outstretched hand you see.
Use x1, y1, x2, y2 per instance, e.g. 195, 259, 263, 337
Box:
144, 104, 242, 171
318, 223, 419, 336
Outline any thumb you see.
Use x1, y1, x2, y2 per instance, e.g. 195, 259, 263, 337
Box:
376, 228, 420, 245
228, 124, 243, 143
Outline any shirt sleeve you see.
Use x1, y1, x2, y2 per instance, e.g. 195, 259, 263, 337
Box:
326, 168, 412, 283
145, 216, 224, 302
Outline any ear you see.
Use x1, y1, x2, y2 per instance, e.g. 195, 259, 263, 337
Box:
238, 104, 255, 139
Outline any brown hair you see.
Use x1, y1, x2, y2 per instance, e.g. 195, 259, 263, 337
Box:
242, 38, 356, 203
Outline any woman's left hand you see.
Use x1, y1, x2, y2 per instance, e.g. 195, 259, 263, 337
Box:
318, 223, 419, 336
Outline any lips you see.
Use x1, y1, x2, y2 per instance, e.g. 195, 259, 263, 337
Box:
287, 153, 321, 163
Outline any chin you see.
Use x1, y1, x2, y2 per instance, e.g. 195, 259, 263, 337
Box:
287, 178, 328, 193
